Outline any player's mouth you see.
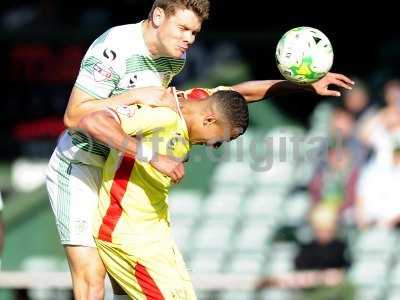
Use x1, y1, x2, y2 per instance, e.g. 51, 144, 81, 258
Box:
177, 46, 188, 53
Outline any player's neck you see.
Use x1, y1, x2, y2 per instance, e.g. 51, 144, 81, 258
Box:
142, 20, 161, 57
180, 100, 205, 138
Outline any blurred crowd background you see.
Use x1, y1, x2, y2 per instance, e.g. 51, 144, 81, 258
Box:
1, 1, 400, 300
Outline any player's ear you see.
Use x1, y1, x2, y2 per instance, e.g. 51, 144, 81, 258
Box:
203, 114, 217, 127
152, 7, 165, 27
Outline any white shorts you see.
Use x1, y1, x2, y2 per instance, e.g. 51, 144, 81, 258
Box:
46, 149, 102, 247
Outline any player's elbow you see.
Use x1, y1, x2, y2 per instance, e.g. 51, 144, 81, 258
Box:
63, 104, 84, 129
77, 111, 111, 139
77, 113, 95, 134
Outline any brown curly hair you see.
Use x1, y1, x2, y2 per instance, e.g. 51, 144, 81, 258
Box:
149, 0, 210, 21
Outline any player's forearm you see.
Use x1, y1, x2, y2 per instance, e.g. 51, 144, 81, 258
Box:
232, 80, 313, 103
78, 111, 139, 157
65, 87, 152, 129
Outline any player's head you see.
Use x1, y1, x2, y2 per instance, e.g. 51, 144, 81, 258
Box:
148, 0, 210, 58
184, 90, 249, 148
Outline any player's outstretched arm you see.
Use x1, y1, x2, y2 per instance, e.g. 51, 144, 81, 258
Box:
64, 86, 175, 130
231, 72, 355, 103
78, 109, 185, 183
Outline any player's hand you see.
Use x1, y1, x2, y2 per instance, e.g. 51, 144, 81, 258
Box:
311, 72, 355, 97
150, 153, 185, 184
131, 86, 175, 108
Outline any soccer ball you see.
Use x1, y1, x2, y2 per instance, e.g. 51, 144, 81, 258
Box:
276, 27, 334, 84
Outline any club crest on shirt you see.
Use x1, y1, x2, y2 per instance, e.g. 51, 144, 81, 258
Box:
167, 133, 184, 151
116, 105, 135, 118
93, 63, 113, 82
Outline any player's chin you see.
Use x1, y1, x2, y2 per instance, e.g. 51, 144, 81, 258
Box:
173, 46, 186, 57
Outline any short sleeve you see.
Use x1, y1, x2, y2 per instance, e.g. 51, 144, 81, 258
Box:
114, 105, 178, 136
74, 28, 123, 99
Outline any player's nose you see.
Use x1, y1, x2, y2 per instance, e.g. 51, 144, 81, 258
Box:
183, 32, 195, 46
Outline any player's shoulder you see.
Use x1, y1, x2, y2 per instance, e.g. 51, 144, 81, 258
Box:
101, 22, 142, 46
119, 104, 179, 125
108, 23, 139, 36
147, 106, 180, 125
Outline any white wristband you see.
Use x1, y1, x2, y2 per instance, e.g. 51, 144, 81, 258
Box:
138, 144, 154, 163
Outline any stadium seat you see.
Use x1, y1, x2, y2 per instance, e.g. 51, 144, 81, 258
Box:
171, 217, 196, 254
386, 258, 400, 299
193, 217, 236, 252
351, 228, 398, 258
386, 288, 400, 300
253, 161, 294, 189
349, 259, 389, 287
242, 188, 285, 219
279, 191, 311, 227
211, 161, 253, 187
225, 252, 265, 274
21, 256, 70, 300
168, 189, 203, 218
11, 159, 48, 192
189, 251, 225, 274
196, 290, 215, 300
259, 288, 297, 300
234, 219, 275, 253
223, 129, 257, 163
263, 125, 306, 158
265, 242, 298, 276
218, 290, 257, 300
203, 191, 242, 218
352, 287, 385, 300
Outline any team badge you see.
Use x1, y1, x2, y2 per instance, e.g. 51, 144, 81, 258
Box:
93, 63, 113, 82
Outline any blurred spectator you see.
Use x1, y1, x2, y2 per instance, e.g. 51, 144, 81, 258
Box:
295, 205, 350, 272
308, 139, 360, 219
0, 191, 4, 269
341, 79, 376, 135
330, 105, 355, 140
309, 77, 374, 137
355, 138, 400, 229
329, 105, 368, 166
360, 78, 400, 167
257, 205, 350, 290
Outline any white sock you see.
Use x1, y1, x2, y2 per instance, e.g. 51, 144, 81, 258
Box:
113, 295, 130, 300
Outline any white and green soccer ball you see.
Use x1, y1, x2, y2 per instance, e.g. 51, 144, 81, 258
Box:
276, 27, 334, 84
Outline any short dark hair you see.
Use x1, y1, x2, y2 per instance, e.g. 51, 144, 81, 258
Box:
149, 0, 210, 21
212, 90, 249, 138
